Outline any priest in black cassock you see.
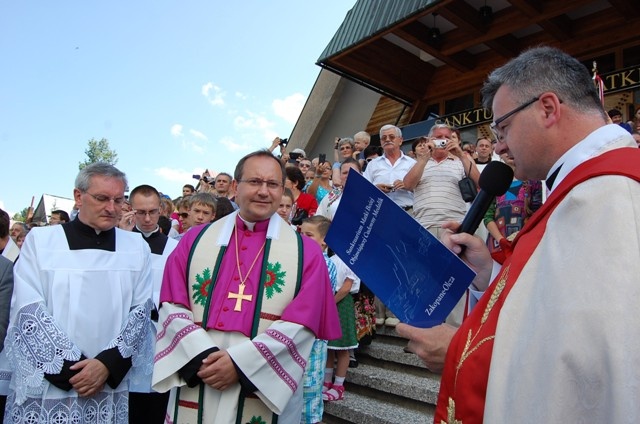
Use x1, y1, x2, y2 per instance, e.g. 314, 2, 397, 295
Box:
4, 162, 154, 424
119, 184, 178, 423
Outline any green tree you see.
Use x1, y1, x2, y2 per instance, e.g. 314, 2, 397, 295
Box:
12, 208, 29, 221
79, 138, 118, 170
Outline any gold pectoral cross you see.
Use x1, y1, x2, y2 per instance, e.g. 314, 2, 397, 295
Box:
228, 283, 253, 311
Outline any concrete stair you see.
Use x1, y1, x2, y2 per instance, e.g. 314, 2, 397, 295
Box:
323, 326, 440, 423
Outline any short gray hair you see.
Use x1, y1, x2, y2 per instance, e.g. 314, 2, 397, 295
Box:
379, 124, 402, 138
427, 122, 452, 137
481, 46, 605, 119
75, 162, 127, 192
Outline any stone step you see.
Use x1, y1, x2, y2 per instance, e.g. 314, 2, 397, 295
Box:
346, 363, 440, 405
323, 389, 434, 424
359, 340, 427, 370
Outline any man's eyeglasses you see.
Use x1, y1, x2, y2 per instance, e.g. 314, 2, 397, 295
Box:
134, 209, 160, 217
490, 96, 539, 140
239, 178, 283, 190
84, 192, 126, 206
380, 135, 397, 141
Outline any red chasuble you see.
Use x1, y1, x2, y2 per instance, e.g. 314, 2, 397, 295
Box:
435, 147, 640, 423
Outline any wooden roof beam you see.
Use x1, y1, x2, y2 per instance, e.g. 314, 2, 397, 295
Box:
607, 0, 635, 21
439, 0, 591, 56
484, 34, 520, 59
330, 39, 435, 101
395, 21, 476, 72
437, 0, 488, 36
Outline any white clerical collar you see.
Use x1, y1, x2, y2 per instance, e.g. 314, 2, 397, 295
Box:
546, 124, 633, 192
216, 211, 282, 246
237, 215, 256, 231
136, 225, 160, 238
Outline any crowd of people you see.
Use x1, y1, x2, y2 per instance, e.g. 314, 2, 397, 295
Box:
1, 46, 640, 423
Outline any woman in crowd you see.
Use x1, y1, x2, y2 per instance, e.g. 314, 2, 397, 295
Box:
307, 161, 333, 204
285, 166, 317, 226
332, 137, 355, 186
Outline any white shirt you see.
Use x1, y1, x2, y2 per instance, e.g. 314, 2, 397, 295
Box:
363, 152, 416, 208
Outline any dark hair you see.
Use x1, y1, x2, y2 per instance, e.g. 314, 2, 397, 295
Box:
183, 184, 196, 192
341, 157, 362, 172
51, 209, 70, 223
411, 136, 428, 153
129, 184, 160, 202
285, 166, 306, 191
157, 215, 172, 234
607, 109, 622, 118
213, 197, 235, 222
363, 145, 383, 158
215, 172, 233, 183
234, 150, 285, 184
0, 209, 9, 238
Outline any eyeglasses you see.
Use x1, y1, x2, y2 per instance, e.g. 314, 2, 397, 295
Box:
380, 135, 397, 141
239, 178, 283, 190
299, 163, 311, 168
84, 192, 126, 206
490, 96, 539, 140
134, 209, 160, 217
179, 212, 189, 219
339, 146, 352, 151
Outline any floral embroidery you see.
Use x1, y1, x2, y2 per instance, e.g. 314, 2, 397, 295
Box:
192, 268, 213, 306
264, 262, 286, 299
247, 416, 267, 424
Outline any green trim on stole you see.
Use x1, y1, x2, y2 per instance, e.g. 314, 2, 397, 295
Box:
235, 232, 304, 424
175, 215, 304, 424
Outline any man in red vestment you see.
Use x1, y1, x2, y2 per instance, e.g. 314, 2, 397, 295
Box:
399, 46, 640, 423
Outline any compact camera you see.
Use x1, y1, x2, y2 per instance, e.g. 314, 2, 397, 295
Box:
433, 139, 448, 148
279, 138, 289, 147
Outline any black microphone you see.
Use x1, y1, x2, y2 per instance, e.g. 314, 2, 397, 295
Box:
457, 161, 514, 235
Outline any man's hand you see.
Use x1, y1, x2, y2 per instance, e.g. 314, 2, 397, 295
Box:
69, 359, 109, 397
197, 350, 239, 391
376, 183, 394, 193
441, 221, 492, 291
446, 139, 464, 159
118, 210, 135, 231
391, 179, 405, 191
396, 323, 456, 373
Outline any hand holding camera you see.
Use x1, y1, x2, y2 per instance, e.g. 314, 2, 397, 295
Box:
433, 139, 448, 149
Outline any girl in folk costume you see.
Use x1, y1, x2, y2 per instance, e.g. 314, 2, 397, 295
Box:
298, 216, 338, 424
319, 222, 360, 402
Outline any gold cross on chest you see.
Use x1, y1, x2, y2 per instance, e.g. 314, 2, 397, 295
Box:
228, 283, 253, 311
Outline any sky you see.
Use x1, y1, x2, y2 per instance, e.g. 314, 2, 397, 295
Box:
1, 1, 355, 217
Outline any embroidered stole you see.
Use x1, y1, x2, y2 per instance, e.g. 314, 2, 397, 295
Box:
436, 148, 640, 423
173, 214, 303, 424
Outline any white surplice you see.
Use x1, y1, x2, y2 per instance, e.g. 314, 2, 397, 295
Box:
4, 225, 154, 423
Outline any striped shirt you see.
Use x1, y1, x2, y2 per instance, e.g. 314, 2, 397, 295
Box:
413, 156, 467, 229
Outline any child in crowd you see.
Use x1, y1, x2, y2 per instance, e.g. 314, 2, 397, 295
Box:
299, 216, 337, 423
311, 219, 359, 402
277, 188, 296, 228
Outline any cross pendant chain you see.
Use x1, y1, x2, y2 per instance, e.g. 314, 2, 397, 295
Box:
228, 283, 253, 311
